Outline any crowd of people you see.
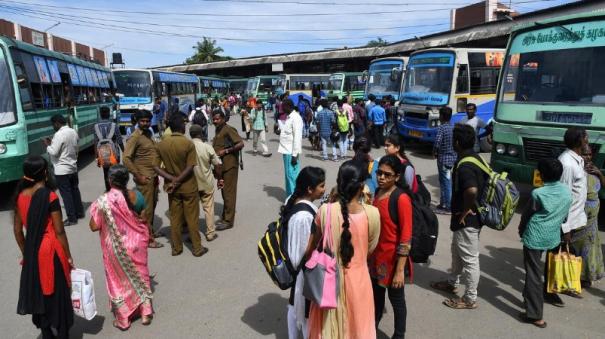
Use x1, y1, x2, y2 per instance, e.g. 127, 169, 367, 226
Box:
11, 88, 604, 338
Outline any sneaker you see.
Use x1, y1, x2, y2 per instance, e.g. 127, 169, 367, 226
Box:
262, 153, 272, 157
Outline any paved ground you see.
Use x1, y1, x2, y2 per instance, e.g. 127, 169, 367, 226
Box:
1, 125, 604, 339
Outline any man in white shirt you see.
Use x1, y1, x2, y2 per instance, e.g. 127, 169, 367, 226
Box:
43, 114, 83, 226
278, 98, 303, 197
459, 103, 486, 152
542, 127, 589, 306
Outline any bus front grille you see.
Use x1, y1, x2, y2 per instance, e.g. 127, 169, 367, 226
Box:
523, 138, 599, 162
403, 111, 427, 120
523, 139, 567, 161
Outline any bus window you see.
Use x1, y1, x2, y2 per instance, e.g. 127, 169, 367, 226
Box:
14, 65, 33, 111
0, 48, 16, 126
456, 64, 469, 93
470, 68, 499, 95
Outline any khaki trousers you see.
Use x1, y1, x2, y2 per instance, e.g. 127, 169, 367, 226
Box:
137, 179, 158, 239
221, 167, 239, 225
199, 189, 216, 237
168, 191, 202, 254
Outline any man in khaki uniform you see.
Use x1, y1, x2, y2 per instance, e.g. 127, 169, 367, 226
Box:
212, 110, 244, 230
123, 110, 163, 248
155, 115, 207, 257
190, 124, 223, 241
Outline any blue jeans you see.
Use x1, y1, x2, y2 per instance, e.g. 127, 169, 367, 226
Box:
437, 162, 452, 209
320, 136, 337, 160
283, 154, 301, 197
339, 132, 349, 158
302, 122, 309, 138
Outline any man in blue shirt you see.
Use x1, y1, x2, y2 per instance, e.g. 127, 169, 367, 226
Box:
153, 97, 168, 135
369, 99, 386, 148
433, 106, 457, 214
297, 95, 310, 138
316, 98, 337, 161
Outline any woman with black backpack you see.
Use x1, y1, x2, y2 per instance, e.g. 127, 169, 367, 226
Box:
369, 155, 413, 339
283, 167, 326, 339
384, 134, 418, 194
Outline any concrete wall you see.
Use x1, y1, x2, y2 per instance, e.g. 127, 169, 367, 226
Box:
52, 35, 72, 54
20, 25, 48, 48
92, 48, 105, 65
75, 42, 91, 59
0, 19, 15, 38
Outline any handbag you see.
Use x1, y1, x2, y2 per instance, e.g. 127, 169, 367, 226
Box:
546, 245, 582, 294
303, 203, 340, 309
71, 268, 97, 320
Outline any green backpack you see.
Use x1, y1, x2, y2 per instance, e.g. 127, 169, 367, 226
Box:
457, 156, 519, 231
336, 111, 349, 133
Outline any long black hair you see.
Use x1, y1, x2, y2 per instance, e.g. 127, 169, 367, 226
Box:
107, 165, 136, 212
281, 166, 325, 220
352, 136, 372, 181
337, 160, 367, 267
13, 155, 51, 208
385, 133, 410, 163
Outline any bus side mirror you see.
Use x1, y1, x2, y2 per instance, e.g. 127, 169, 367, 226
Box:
362, 70, 368, 82
390, 68, 401, 81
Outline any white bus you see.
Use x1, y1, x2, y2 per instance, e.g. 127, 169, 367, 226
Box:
283, 73, 331, 106
113, 69, 201, 128
398, 48, 504, 142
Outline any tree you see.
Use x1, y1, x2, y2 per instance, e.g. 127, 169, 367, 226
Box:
185, 37, 232, 64
365, 37, 388, 47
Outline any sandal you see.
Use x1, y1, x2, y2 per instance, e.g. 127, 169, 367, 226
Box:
519, 313, 547, 328
562, 290, 583, 299
148, 241, 164, 249
443, 297, 477, 309
430, 281, 459, 295
113, 320, 129, 331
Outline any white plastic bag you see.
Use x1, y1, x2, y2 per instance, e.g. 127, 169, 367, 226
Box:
71, 268, 97, 320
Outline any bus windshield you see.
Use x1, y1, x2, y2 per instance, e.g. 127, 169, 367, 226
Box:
114, 71, 152, 103
246, 78, 259, 94
402, 52, 454, 106
367, 62, 403, 96
500, 46, 605, 105
0, 47, 16, 127
328, 75, 344, 91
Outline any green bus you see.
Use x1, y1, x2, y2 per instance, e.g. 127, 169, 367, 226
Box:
245, 75, 285, 102
492, 11, 605, 187
326, 72, 366, 101
0, 36, 113, 183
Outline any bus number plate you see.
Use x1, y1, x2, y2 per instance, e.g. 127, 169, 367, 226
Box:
409, 130, 423, 138
533, 169, 543, 187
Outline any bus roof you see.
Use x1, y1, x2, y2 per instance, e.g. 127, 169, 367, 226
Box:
330, 72, 363, 76
511, 9, 605, 34
409, 47, 505, 56
370, 57, 408, 64
0, 36, 109, 71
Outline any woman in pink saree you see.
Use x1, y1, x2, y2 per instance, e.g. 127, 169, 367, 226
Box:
89, 165, 153, 330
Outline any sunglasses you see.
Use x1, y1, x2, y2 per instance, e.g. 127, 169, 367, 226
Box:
376, 170, 396, 178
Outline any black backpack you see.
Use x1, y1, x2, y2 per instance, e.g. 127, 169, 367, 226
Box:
258, 203, 316, 290
192, 110, 208, 127
399, 159, 431, 207
386, 187, 438, 263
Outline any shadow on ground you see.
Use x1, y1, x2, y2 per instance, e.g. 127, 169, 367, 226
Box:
241, 293, 288, 338
264, 185, 286, 202
35, 315, 106, 339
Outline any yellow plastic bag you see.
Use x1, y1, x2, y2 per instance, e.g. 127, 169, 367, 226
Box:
546, 246, 582, 294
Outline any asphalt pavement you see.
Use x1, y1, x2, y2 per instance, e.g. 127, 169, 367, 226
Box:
1, 126, 604, 339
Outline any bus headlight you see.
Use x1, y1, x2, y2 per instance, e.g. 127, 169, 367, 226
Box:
430, 120, 439, 127
495, 144, 506, 154
507, 146, 519, 157
0, 143, 6, 154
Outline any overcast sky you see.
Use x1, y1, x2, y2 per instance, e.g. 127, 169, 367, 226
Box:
0, 0, 573, 68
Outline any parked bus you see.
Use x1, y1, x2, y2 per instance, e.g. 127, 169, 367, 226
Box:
284, 73, 330, 106
326, 72, 366, 101
113, 69, 201, 129
398, 48, 504, 142
228, 78, 249, 95
491, 11, 605, 186
0, 37, 114, 183
364, 57, 407, 101
245, 75, 285, 102
199, 76, 229, 99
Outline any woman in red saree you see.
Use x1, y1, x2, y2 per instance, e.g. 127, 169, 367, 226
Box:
89, 165, 153, 330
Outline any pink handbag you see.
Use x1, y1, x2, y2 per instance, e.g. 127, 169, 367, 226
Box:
303, 203, 340, 309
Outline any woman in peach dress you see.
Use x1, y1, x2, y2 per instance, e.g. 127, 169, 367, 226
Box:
306, 160, 381, 339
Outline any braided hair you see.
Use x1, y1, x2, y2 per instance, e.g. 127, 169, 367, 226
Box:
280, 167, 325, 220
107, 165, 136, 212
337, 161, 367, 267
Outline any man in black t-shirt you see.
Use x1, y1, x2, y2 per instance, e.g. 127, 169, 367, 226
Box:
430, 124, 486, 310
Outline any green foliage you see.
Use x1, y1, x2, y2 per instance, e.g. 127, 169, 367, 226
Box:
185, 37, 232, 64
365, 37, 388, 47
